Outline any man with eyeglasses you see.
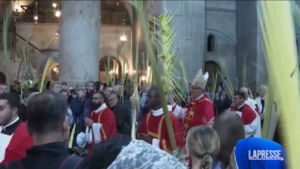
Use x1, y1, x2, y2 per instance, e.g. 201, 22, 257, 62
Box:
76, 91, 117, 152
230, 91, 258, 138
180, 69, 215, 143
107, 91, 131, 135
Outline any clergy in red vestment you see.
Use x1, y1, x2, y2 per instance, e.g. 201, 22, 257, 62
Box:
230, 91, 258, 138
76, 91, 117, 152
138, 87, 184, 153
0, 93, 33, 164
240, 87, 261, 138
181, 69, 215, 142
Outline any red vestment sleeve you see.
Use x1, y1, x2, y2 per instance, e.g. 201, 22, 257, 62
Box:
99, 108, 117, 140
1, 123, 33, 164
158, 113, 185, 152
171, 114, 185, 148
137, 112, 148, 135
242, 106, 257, 125
202, 101, 215, 124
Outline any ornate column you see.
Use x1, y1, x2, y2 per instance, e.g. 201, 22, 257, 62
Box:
59, 1, 100, 85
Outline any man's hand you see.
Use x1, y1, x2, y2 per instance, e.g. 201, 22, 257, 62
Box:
84, 118, 93, 127
137, 133, 152, 144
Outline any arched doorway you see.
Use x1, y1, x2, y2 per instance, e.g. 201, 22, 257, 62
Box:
46, 62, 59, 81
0, 72, 6, 83
99, 57, 122, 84
205, 61, 221, 92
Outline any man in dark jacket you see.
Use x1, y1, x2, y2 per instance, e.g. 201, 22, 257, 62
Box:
106, 92, 131, 136
70, 85, 92, 132
0, 91, 83, 169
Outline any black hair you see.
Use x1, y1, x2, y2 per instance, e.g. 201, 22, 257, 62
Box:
149, 86, 159, 97
93, 91, 105, 99
85, 135, 131, 169
28, 87, 39, 92
60, 89, 68, 94
233, 91, 245, 100
26, 90, 68, 134
109, 91, 118, 95
0, 93, 20, 109
70, 89, 77, 95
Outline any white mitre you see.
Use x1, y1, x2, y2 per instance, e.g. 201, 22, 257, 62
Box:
191, 69, 209, 89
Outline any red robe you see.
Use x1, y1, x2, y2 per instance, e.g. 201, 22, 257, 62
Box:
230, 104, 258, 138
0, 122, 33, 164
181, 94, 215, 142
87, 104, 117, 151
138, 109, 184, 153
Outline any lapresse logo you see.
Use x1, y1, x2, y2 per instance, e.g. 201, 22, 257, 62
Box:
248, 150, 284, 161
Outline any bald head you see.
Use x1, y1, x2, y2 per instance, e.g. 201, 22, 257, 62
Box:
213, 111, 245, 166
259, 85, 267, 97
240, 87, 249, 98
240, 87, 248, 93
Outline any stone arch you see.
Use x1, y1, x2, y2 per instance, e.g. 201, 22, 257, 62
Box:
99, 56, 122, 83
0, 72, 6, 83
207, 35, 215, 52
205, 29, 236, 86
205, 61, 221, 92
100, 47, 131, 72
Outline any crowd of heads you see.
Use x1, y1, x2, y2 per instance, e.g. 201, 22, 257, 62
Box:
0, 77, 274, 169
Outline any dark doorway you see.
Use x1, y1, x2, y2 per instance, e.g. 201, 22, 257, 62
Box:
205, 61, 220, 92
207, 35, 215, 52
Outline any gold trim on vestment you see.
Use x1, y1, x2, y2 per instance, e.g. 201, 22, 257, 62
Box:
146, 112, 165, 140
182, 98, 212, 142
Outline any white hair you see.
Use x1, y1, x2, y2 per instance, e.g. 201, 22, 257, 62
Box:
260, 85, 268, 91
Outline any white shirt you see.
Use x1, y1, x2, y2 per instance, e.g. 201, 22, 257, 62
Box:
244, 98, 261, 138
245, 98, 258, 112
67, 107, 73, 125
255, 96, 265, 114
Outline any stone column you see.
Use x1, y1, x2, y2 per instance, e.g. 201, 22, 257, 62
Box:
59, 1, 100, 86
237, 1, 260, 87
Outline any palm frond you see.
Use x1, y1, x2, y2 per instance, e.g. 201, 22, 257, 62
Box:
40, 58, 54, 92
130, 0, 177, 153
211, 73, 218, 102
2, 8, 12, 91
260, 2, 300, 168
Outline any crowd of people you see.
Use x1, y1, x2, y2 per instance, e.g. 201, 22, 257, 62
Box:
0, 68, 286, 169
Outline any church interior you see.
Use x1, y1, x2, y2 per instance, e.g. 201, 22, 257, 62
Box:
1, 1, 300, 88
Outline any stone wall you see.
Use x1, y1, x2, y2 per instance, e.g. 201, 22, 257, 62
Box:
0, 35, 38, 84
206, 1, 237, 84
14, 22, 132, 81
147, 1, 236, 83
